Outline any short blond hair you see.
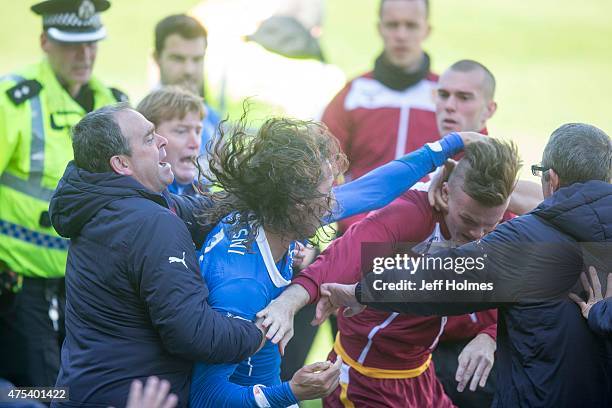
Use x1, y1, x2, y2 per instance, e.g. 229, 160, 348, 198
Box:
449, 138, 522, 207
137, 86, 206, 126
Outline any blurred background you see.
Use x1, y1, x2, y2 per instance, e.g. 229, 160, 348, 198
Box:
1, 1, 610, 405
2, 0, 610, 174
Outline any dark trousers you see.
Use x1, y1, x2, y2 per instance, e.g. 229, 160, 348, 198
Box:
432, 339, 496, 408
0, 276, 65, 387
280, 305, 340, 381
280, 303, 319, 381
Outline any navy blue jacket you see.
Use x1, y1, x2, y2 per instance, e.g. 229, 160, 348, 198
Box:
589, 298, 612, 396
48, 162, 262, 408
590, 299, 612, 338
358, 180, 612, 407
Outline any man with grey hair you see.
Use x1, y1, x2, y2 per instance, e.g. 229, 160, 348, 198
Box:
320, 123, 612, 407
48, 104, 265, 407
0, 0, 127, 387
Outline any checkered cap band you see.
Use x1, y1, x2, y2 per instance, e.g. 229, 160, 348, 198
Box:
43, 12, 101, 30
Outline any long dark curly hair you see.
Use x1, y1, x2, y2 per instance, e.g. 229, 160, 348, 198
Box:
196, 110, 348, 246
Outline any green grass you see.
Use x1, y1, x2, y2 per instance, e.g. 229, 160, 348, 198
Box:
2, 1, 610, 406
322, 0, 612, 178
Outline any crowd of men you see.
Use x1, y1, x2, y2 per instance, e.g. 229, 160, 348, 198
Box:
0, 0, 610, 407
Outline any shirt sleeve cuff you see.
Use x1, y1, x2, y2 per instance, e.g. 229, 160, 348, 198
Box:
479, 323, 498, 341
292, 276, 320, 304
438, 132, 464, 157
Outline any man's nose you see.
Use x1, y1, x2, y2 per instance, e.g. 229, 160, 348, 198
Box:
445, 95, 457, 111
157, 134, 168, 148
395, 25, 410, 40
76, 43, 94, 60
467, 227, 485, 241
188, 130, 201, 150
184, 60, 197, 76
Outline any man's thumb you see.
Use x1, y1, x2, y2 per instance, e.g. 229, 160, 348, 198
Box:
302, 361, 332, 373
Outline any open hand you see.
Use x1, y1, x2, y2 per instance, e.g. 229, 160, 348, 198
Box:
569, 266, 612, 319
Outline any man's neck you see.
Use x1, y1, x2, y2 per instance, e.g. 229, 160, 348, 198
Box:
439, 212, 454, 243
264, 228, 292, 263
56, 74, 84, 98
388, 52, 425, 74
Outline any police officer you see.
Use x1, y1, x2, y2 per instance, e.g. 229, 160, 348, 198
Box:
0, 0, 126, 387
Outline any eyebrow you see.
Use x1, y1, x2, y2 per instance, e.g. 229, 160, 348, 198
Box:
437, 88, 476, 97
143, 126, 155, 140
456, 91, 475, 98
460, 213, 477, 223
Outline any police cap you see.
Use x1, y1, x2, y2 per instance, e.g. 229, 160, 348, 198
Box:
31, 0, 110, 43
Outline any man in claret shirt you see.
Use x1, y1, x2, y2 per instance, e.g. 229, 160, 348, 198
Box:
426, 59, 499, 408
258, 139, 520, 408
256, 61, 521, 407
322, 0, 439, 234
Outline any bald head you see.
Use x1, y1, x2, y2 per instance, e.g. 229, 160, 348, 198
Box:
447, 59, 496, 100
435, 60, 498, 135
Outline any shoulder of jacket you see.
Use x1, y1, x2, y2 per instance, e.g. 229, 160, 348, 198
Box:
132, 201, 185, 230
2, 78, 43, 106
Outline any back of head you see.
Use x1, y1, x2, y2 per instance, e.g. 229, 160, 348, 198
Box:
450, 138, 522, 206
72, 103, 131, 173
137, 86, 205, 126
542, 123, 611, 187
155, 14, 207, 54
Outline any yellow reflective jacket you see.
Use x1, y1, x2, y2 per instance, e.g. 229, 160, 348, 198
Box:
0, 59, 125, 278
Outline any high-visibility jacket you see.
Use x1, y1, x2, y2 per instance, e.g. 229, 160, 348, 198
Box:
0, 58, 125, 278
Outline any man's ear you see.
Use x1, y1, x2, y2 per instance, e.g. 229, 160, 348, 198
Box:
484, 100, 497, 121
40, 32, 50, 53
153, 50, 161, 66
547, 168, 561, 193
110, 155, 132, 176
424, 22, 432, 40
441, 182, 450, 205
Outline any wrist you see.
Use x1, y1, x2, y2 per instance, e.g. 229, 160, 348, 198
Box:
475, 332, 496, 346
283, 381, 300, 404
439, 132, 463, 157
285, 284, 310, 312
289, 379, 304, 401
355, 282, 363, 303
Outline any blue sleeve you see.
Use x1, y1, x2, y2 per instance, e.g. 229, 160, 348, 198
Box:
190, 363, 298, 408
325, 133, 463, 224
588, 299, 612, 338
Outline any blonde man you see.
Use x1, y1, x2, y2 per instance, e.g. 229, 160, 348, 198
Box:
137, 86, 207, 195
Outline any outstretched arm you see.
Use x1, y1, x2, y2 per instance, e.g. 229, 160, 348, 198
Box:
326, 132, 482, 224
258, 191, 433, 346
